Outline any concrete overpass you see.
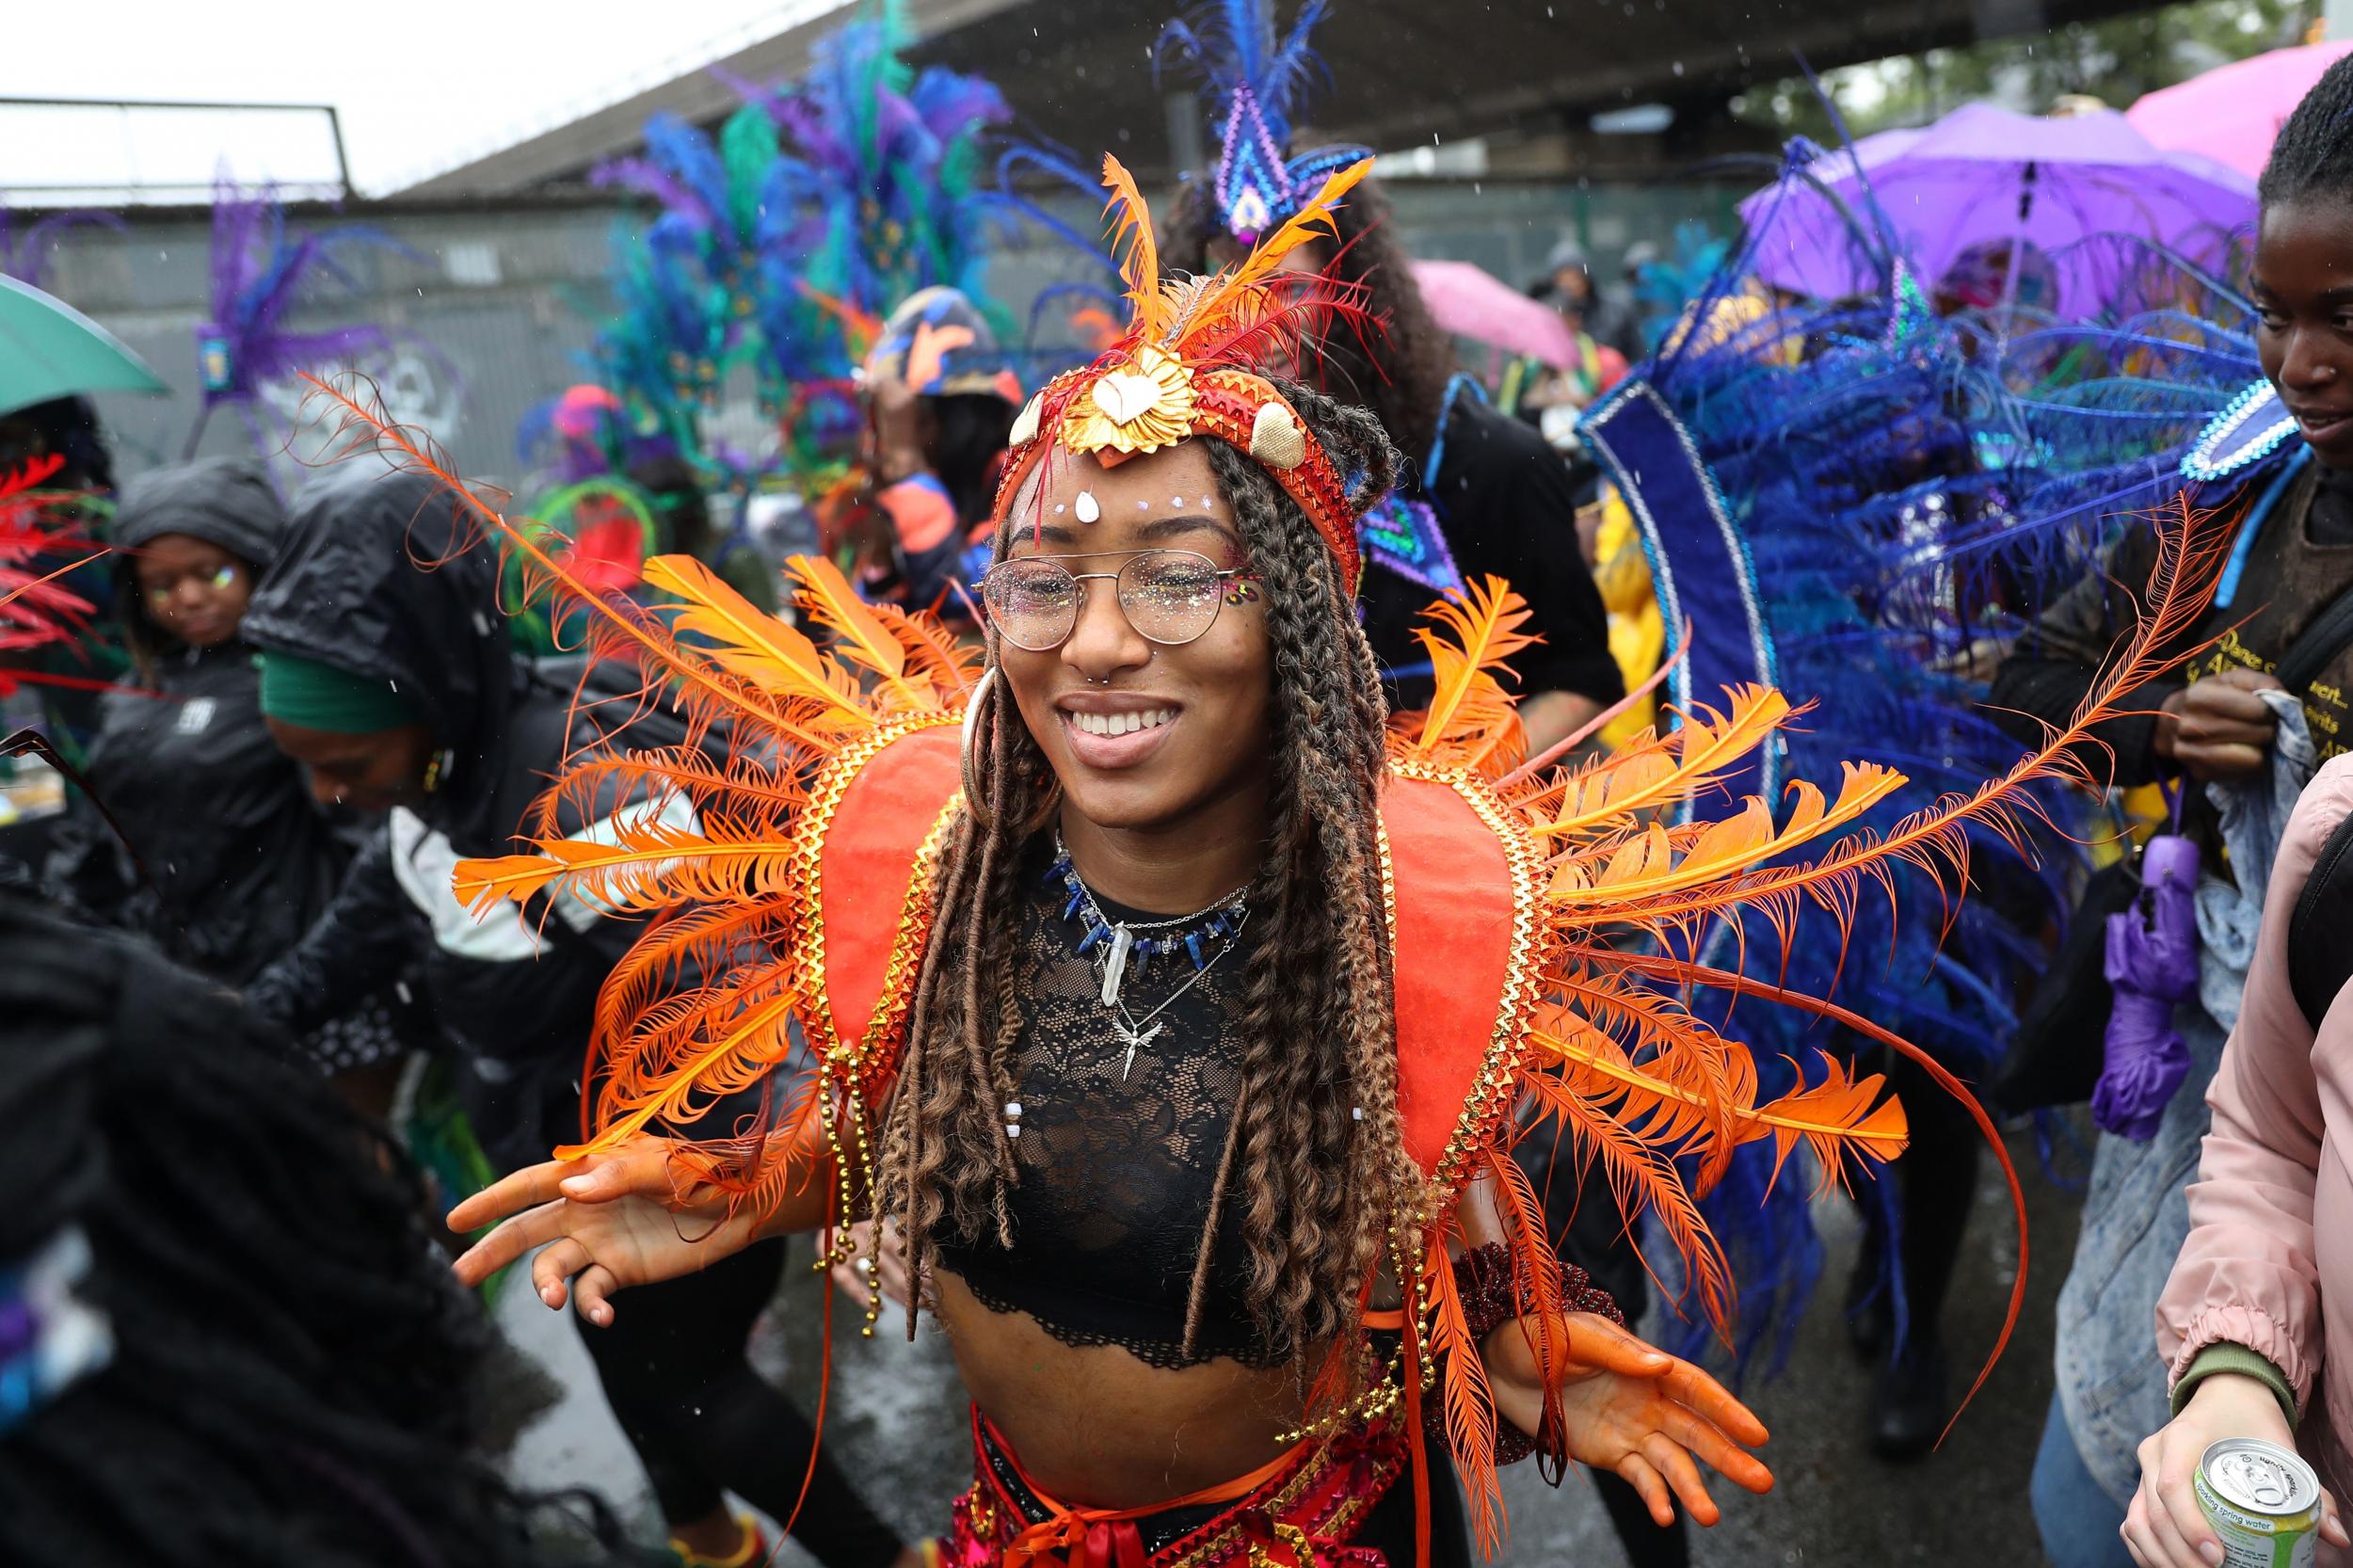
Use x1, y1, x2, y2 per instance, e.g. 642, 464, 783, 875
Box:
396, 0, 2153, 198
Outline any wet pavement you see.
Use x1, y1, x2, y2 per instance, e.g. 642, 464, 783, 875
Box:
491, 1122, 2085, 1566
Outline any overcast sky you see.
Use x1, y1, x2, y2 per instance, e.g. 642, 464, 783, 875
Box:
0, 0, 846, 200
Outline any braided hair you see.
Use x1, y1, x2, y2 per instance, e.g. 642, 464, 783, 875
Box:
2261, 52, 2353, 209
877, 379, 1427, 1372
0, 900, 634, 1568
1161, 173, 1460, 467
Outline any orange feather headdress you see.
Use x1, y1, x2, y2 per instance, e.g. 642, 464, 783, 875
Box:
992, 153, 1371, 593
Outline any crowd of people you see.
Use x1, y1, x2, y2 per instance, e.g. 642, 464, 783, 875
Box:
12, 7, 2353, 1568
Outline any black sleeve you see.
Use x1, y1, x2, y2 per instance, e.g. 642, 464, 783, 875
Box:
1436, 409, 1625, 707
40, 792, 137, 928
245, 830, 418, 1038
1988, 525, 2182, 788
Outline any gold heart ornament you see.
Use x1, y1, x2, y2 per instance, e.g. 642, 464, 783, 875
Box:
1092, 373, 1162, 425
1061, 346, 1196, 456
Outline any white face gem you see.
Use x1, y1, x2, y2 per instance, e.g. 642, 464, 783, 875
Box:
1075, 491, 1101, 523
1053, 504, 1067, 515
1200, 495, 1214, 507
1173, 496, 1185, 506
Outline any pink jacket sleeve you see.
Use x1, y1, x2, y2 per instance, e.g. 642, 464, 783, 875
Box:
2156, 756, 2353, 1409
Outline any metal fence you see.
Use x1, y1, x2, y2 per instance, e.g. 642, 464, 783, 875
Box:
38, 175, 1743, 489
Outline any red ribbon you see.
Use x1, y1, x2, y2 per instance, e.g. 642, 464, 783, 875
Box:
1001, 1514, 1146, 1568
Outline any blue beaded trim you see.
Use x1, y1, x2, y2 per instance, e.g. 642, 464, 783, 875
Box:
1046, 855, 1247, 976
2182, 380, 2299, 483
1356, 375, 1485, 597
1358, 494, 1464, 596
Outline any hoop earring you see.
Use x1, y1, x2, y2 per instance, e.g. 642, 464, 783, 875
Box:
959, 666, 998, 831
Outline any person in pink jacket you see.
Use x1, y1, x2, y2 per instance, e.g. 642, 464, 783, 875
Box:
2129, 754, 2353, 1566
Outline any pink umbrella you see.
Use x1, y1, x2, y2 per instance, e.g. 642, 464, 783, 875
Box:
2129, 40, 2353, 181
1410, 258, 1577, 369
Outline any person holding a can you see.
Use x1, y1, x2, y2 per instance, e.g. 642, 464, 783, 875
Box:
2126, 743, 2353, 1568
2127, 753, 2353, 1553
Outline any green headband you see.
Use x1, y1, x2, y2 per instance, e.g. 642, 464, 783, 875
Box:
255, 650, 423, 734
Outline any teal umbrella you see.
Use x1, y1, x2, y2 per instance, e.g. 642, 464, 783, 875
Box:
0, 273, 168, 416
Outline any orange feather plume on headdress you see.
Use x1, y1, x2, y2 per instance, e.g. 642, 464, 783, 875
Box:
993, 153, 1375, 590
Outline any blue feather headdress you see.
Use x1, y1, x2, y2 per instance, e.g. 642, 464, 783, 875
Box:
761, 8, 1012, 358
1159, 0, 1370, 246
584, 2, 1020, 504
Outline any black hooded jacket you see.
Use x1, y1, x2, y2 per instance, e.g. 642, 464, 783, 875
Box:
239, 472, 674, 1157
44, 459, 348, 985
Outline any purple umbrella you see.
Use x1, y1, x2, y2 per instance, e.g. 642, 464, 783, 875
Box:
1739, 103, 2255, 308
2092, 833, 2201, 1143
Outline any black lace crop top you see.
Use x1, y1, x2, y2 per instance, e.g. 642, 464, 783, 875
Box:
934, 840, 1275, 1369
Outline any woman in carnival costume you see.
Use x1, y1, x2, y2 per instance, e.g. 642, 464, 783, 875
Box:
1151, 0, 1621, 760
855, 286, 1024, 622
394, 152, 2221, 1566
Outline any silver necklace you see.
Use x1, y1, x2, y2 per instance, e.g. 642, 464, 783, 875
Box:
1101, 909, 1249, 1080
1052, 832, 1250, 1079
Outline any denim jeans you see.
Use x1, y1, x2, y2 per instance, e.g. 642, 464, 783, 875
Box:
2032, 1392, 2137, 1568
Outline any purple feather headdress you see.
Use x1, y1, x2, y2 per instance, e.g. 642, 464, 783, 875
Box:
1158, 0, 1370, 246
190, 172, 447, 464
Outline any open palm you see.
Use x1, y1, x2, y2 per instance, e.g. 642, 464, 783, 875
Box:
1486, 1310, 1774, 1528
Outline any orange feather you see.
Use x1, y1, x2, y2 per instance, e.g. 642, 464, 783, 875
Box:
642, 554, 869, 724
1096, 153, 1165, 344
1431, 1258, 1504, 1556
1404, 575, 1537, 758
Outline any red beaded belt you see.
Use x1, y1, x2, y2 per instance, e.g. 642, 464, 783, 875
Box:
940, 1405, 1409, 1568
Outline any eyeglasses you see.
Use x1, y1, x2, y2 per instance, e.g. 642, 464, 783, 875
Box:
979, 549, 1258, 652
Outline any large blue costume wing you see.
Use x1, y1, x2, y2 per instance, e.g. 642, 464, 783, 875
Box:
1585, 153, 2290, 1370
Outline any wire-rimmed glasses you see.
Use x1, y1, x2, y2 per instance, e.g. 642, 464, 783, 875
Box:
979, 549, 1257, 651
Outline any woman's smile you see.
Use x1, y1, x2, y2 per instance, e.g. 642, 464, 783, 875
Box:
1055, 692, 1184, 768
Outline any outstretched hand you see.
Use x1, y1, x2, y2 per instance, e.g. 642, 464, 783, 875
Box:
447, 1135, 757, 1327
1484, 1310, 1774, 1528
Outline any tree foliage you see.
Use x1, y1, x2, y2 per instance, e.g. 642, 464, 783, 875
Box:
1734, 0, 2318, 139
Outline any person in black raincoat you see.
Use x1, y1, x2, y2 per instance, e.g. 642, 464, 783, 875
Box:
239, 471, 919, 1568
41, 457, 405, 1073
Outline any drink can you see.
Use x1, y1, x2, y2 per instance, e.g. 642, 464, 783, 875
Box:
2194, 1438, 2323, 1567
